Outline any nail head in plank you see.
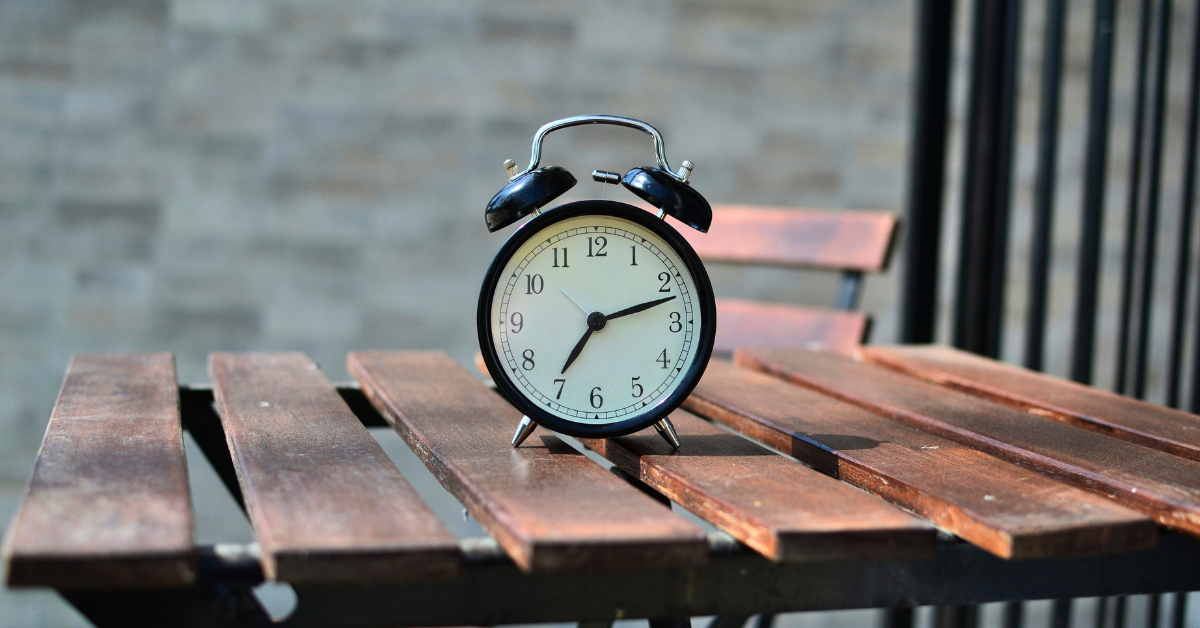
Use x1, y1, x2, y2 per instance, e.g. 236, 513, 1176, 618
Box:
685, 360, 1155, 559
580, 410, 936, 562
3, 353, 195, 589
862, 345, 1200, 462
348, 350, 708, 573
739, 348, 1200, 538
209, 352, 458, 584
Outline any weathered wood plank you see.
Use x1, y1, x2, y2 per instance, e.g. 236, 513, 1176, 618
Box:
684, 360, 1155, 559
738, 348, 1200, 538
682, 206, 898, 272
862, 345, 1200, 462
348, 350, 708, 572
714, 298, 867, 355
3, 354, 195, 589
580, 410, 935, 562
209, 352, 458, 584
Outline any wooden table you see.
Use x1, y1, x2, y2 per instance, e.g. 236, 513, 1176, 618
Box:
4, 346, 1200, 628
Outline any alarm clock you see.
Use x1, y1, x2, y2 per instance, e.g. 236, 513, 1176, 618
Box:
477, 115, 717, 449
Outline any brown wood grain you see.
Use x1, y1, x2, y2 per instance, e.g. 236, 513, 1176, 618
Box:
738, 348, 1200, 538
3, 354, 195, 590
209, 352, 459, 584
348, 350, 708, 573
862, 345, 1200, 462
684, 360, 1155, 559
681, 205, 898, 272
579, 410, 935, 562
714, 298, 867, 355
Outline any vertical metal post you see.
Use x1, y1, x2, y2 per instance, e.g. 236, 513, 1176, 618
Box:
1071, 0, 1118, 385
1116, 0, 1156, 394
901, 0, 957, 343
1170, 592, 1188, 628
1026, 0, 1068, 371
1174, 0, 1200, 409
1051, 599, 1072, 628
1131, 0, 1173, 399
953, 0, 1024, 358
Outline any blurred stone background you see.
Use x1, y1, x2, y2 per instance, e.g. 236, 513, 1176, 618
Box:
3, 0, 1200, 626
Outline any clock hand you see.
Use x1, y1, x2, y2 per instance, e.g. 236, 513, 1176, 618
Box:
561, 327, 593, 374
559, 296, 672, 375
560, 289, 590, 316
604, 295, 676, 321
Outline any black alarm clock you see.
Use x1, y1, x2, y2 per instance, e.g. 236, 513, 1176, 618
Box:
477, 115, 717, 449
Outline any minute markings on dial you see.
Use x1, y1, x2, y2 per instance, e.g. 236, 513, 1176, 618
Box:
495, 219, 697, 422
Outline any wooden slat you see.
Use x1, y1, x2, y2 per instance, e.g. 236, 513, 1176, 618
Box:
580, 410, 936, 562
3, 354, 195, 589
209, 352, 458, 584
681, 205, 898, 272
715, 298, 867, 355
738, 348, 1200, 538
862, 345, 1200, 462
684, 360, 1155, 559
348, 350, 708, 573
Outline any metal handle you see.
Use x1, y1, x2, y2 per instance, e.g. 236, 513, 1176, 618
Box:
510, 115, 684, 182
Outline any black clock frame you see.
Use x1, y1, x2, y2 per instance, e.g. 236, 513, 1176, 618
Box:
477, 199, 717, 439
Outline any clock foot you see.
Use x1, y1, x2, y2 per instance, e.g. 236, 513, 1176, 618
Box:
653, 417, 681, 449
511, 416, 537, 448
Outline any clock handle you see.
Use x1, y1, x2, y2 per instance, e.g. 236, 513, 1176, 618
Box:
510, 115, 690, 183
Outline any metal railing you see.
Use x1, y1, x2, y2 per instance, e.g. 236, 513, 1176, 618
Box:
900, 0, 1200, 626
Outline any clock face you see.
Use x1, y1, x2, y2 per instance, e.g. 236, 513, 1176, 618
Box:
479, 200, 715, 437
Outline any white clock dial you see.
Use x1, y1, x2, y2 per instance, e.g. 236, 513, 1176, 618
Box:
490, 213, 702, 425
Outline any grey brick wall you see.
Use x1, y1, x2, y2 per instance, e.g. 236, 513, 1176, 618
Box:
0, 0, 913, 483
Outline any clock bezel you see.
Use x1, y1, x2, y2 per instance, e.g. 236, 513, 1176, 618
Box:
477, 199, 717, 439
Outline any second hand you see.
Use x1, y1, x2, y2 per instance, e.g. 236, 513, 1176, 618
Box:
560, 289, 591, 316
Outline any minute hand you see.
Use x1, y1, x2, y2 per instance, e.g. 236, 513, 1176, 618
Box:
605, 295, 676, 321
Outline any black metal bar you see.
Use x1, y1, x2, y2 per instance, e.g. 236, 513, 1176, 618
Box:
1170, 592, 1188, 628
1072, 0, 1119, 384
61, 545, 271, 628
56, 534, 1200, 628
1051, 599, 1072, 628
1148, 594, 1162, 628
179, 385, 246, 513
1002, 601, 1023, 628
936, 605, 979, 628
1026, 0, 1067, 371
1116, 0, 1156, 394
1182, 0, 1200, 411
885, 608, 915, 628
1131, 0, 1174, 399
336, 383, 390, 428
1115, 596, 1128, 628
753, 614, 776, 628
901, 0, 956, 343
1095, 596, 1110, 628
953, 0, 1023, 358
708, 616, 751, 628
836, 272, 864, 310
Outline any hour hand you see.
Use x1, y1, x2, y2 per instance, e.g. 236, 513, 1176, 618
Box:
605, 295, 676, 321
561, 327, 593, 374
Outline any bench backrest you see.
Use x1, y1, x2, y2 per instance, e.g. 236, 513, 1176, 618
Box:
682, 205, 898, 274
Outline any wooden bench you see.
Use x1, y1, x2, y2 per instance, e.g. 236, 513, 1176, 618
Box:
6, 347, 1200, 628
680, 205, 898, 355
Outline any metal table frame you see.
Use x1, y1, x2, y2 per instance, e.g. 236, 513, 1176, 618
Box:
44, 384, 1200, 627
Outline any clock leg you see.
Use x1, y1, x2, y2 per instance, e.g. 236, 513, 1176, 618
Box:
511, 415, 538, 448
653, 417, 681, 449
